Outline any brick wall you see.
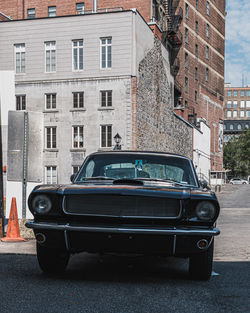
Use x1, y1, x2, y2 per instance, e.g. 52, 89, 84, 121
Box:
136, 38, 193, 158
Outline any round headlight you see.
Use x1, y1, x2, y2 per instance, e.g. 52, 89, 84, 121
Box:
32, 195, 52, 214
195, 201, 216, 221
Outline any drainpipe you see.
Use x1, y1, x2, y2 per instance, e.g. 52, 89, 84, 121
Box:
93, 0, 97, 13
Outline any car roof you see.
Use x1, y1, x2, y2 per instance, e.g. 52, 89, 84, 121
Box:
88, 150, 191, 160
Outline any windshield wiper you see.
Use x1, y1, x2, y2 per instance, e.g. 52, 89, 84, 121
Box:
135, 177, 186, 186
82, 176, 115, 181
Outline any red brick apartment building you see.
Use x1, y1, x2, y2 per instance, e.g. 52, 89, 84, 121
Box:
0, 0, 226, 171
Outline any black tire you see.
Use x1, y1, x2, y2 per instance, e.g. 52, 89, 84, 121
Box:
189, 240, 214, 281
243, 182, 246, 184
36, 243, 70, 274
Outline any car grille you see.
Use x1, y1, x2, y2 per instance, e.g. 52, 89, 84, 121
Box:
63, 195, 181, 219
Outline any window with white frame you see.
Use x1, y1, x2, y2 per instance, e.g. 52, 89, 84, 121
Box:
101, 90, 112, 107
27, 8, 35, 18
45, 127, 56, 149
240, 100, 245, 108
241, 91, 245, 97
206, 24, 210, 38
101, 125, 112, 148
206, 1, 210, 15
233, 101, 238, 108
246, 101, 250, 108
15, 44, 25, 73
72, 166, 81, 174
240, 111, 245, 117
73, 92, 84, 108
72, 126, 84, 148
233, 110, 237, 118
206, 46, 209, 59
76, 3, 84, 14
45, 41, 56, 72
100, 38, 112, 69
48, 6, 56, 17
45, 166, 57, 184
246, 91, 250, 97
16, 95, 26, 110
72, 40, 83, 71
247, 111, 250, 117
227, 101, 232, 108
227, 111, 232, 118
45, 93, 56, 109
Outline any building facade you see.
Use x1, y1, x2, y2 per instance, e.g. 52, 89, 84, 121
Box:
0, 10, 196, 219
224, 85, 250, 142
0, 0, 226, 173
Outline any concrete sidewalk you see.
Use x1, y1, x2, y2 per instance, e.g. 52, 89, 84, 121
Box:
0, 239, 36, 255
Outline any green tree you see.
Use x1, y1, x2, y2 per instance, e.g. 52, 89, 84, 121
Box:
224, 129, 250, 178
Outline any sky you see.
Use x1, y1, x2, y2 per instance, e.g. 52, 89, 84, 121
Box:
225, 0, 250, 87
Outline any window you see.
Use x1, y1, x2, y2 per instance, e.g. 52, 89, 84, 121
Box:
101, 125, 112, 148
241, 91, 245, 97
100, 37, 112, 69
27, 8, 35, 19
245, 124, 249, 129
237, 124, 242, 130
206, 24, 210, 38
206, 46, 209, 59
205, 68, 209, 82
195, 67, 198, 80
227, 90, 232, 97
15, 44, 25, 73
206, 1, 210, 15
185, 77, 188, 93
246, 91, 250, 97
247, 111, 250, 117
195, 21, 198, 34
16, 95, 26, 110
240, 111, 245, 117
195, 90, 198, 103
185, 52, 188, 69
233, 91, 238, 97
195, 44, 198, 57
72, 126, 84, 148
185, 3, 189, 19
72, 40, 83, 71
45, 41, 56, 72
45, 127, 56, 149
227, 101, 232, 108
48, 6, 56, 17
246, 101, 250, 107
76, 2, 84, 14
230, 124, 233, 130
45, 166, 57, 184
233, 111, 237, 118
233, 101, 237, 108
196, 0, 199, 10
72, 166, 81, 174
185, 28, 188, 44
101, 90, 112, 107
240, 100, 245, 108
45, 93, 56, 109
227, 111, 232, 118
73, 92, 84, 108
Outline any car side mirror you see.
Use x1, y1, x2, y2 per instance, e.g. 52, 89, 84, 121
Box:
70, 174, 76, 183
199, 180, 211, 190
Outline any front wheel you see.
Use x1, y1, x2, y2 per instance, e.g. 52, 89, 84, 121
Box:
36, 243, 70, 274
189, 240, 214, 280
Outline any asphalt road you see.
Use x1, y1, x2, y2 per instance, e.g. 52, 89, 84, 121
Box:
0, 185, 250, 313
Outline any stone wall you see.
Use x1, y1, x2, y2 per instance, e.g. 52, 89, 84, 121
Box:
136, 38, 193, 158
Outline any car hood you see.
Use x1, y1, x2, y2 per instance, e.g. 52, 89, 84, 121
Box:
33, 183, 217, 201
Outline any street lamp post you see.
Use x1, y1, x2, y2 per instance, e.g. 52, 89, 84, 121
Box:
113, 133, 122, 150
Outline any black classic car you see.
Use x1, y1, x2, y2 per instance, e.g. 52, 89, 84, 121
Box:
26, 151, 220, 280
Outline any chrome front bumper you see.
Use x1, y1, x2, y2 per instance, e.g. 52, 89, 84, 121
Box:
26, 221, 220, 236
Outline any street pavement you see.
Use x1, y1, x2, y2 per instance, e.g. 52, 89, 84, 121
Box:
0, 184, 249, 313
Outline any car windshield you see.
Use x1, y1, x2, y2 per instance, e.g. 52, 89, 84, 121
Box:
75, 153, 198, 186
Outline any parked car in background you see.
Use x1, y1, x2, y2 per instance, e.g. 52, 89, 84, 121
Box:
26, 151, 220, 280
229, 178, 249, 185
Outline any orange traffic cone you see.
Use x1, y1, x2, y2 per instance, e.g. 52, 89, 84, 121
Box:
1, 197, 25, 242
